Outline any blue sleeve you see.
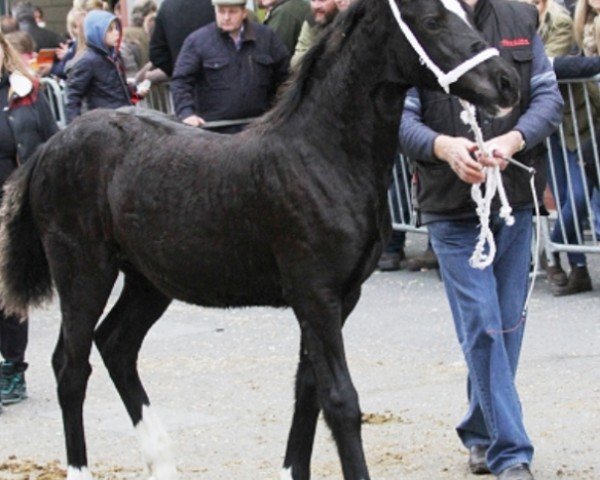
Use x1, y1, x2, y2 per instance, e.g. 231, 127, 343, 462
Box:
513, 34, 564, 149
170, 35, 202, 120
398, 88, 439, 163
552, 55, 600, 79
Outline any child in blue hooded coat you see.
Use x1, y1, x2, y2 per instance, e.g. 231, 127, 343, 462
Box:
66, 10, 133, 124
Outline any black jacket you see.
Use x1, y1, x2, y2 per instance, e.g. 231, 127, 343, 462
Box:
149, 0, 215, 77
0, 78, 58, 168
66, 46, 132, 124
19, 20, 62, 51
171, 21, 289, 122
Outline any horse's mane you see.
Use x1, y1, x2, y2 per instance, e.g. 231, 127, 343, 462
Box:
255, 0, 369, 128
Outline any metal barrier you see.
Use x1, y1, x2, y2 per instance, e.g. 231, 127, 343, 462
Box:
388, 75, 600, 260
40, 77, 67, 130
137, 83, 175, 115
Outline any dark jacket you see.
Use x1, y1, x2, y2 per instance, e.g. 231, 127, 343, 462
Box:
149, 0, 215, 77
264, 0, 310, 54
0, 76, 58, 167
66, 11, 132, 123
171, 20, 289, 123
400, 0, 563, 221
18, 19, 62, 51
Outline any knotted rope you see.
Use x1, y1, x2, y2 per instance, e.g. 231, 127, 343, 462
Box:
458, 99, 514, 269
459, 100, 541, 329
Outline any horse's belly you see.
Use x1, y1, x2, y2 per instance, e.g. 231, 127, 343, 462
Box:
122, 241, 287, 308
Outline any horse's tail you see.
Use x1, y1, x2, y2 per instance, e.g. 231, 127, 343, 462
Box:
0, 148, 52, 317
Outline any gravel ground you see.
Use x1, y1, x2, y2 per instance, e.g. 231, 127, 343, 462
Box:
0, 236, 598, 480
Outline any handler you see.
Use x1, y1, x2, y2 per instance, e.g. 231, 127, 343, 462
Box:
170, 0, 290, 133
399, 0, 563, 478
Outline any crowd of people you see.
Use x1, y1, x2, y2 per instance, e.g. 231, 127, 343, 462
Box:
0, 0, 598, 478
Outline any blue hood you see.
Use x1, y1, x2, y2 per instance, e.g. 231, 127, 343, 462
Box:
84, 10, 120, 55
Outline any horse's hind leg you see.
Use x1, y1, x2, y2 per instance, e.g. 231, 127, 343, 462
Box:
94, 270, 175, 480
47, 241, 118, 480
282, 288, 362, 480
287, 288, 369, 480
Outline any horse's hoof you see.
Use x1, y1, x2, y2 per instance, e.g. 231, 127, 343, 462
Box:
67, 466, 95, 480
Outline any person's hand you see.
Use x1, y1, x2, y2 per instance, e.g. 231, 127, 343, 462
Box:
56, 42, 69, 61
481, 130, 524, 170
182, 115, 206, 127
433, 134, 485, 184
135, 79, 151, 97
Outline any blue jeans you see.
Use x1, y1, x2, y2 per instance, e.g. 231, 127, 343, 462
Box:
428, 210, 534, 474
548, 134, 587, 266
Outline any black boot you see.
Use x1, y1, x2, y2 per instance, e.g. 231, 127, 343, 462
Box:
553, 265, 592, 296
377, 248, 406, 271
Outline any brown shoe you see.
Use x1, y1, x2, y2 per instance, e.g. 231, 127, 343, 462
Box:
553, 266, 592, 296
542, 253, 567, 286
468, 445, 491, 475
406, 247, 438, 271
546, 264, 568, 287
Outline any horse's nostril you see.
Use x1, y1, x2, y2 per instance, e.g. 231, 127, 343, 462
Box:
498, 73, 514, 93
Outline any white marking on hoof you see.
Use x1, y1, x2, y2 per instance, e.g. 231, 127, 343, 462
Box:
135, 405, 179, 480
280, 467, 293, 480
67, 466, 94, 480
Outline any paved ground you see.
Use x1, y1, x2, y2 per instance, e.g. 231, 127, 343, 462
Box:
0, 236, 599, 479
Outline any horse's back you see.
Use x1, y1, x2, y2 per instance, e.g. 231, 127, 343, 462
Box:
30, 109, 287, 307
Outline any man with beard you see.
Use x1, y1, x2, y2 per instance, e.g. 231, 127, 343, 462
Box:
290, 0, 337, 68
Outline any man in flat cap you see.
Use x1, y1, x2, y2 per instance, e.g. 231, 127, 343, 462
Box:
171, 0, 290, 133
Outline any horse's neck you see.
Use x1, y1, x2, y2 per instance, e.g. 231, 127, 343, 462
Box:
285, 10, 407, 176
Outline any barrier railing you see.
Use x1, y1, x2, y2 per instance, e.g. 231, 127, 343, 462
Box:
388, 75, 600, 260
40, 77, 67, 129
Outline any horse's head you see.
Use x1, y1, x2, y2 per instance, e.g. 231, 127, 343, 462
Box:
391, 0, 520, 116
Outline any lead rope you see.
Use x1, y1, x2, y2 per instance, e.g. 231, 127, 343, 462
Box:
459, 99, 541, 332
458, 99, 514, 269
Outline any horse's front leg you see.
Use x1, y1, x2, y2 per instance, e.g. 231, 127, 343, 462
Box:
288, 289, 370, 480
283, 288, 363, 480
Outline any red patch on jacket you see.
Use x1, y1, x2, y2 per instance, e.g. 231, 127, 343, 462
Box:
499, 38, 531, 48
9, 79, 40, 109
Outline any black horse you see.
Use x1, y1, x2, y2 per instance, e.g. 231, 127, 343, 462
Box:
0, 0, 519, 479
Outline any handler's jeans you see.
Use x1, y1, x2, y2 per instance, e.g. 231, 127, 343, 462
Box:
428, 210, 534, 475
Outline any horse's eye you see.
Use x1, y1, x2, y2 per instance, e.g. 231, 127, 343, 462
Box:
422, 17, 441, 31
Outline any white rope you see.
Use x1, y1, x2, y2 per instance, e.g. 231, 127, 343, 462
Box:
459, 100, 515, 269
387, 0, 499, 93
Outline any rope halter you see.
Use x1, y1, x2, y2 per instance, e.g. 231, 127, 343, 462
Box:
386, 0, 499, 93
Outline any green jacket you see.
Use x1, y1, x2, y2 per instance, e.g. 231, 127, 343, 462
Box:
264, 0, 310, 54
540, 10, 600, 151
290, 20, 324, 69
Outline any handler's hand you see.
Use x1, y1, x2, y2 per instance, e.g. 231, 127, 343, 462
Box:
183, 115, 206, 127
480, 130, 524, 170
433, 135, 485, 184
